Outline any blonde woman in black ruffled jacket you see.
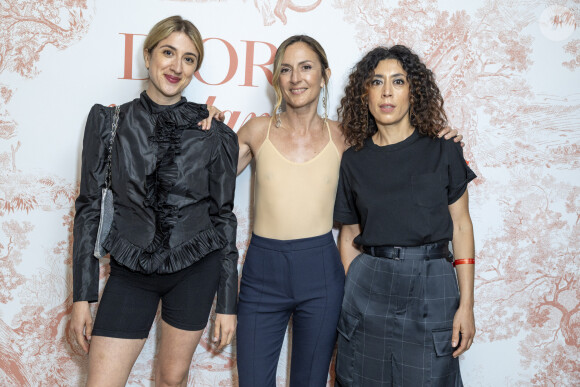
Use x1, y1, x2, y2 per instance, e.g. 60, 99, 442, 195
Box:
70, 16, 238, 386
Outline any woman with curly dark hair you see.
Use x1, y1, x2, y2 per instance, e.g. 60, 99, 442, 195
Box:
333, 45, 476, 386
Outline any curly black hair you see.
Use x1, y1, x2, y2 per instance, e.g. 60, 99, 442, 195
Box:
338, 45, 448, 149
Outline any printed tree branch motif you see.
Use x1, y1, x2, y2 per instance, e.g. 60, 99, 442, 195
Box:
0, 84, 17, 172
475, 179, 579, 385
563, 39, 580, 71
0, 85, 16, 141
0, 212, 92, 386
0, 220, 29, 304
0, 173, 76, 217
333, 0, 579, 174
0, 0, 91, 170
0, 0, 90, 78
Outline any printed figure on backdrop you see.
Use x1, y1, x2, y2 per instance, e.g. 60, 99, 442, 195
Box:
254, 0, 323, 25
69, 16, 238, 386
333, 45, 476, 386
233, 35, 462, 386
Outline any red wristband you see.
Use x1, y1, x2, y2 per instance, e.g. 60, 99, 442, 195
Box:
453, 258, 475, 267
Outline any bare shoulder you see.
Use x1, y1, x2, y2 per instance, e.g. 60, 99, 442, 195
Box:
237, 115, 271, 151
327, 119, 348, 154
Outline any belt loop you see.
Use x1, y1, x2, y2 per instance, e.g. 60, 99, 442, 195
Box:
393, 247, 401, 260
370, 246, 375, 256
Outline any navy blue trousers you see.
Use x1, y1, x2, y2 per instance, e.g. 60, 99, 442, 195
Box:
237, 232, 345, 387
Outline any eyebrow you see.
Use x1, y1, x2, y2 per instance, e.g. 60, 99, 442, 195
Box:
159, 44, 198, 59
281, 60, 314, 67
373, 73, 406, 78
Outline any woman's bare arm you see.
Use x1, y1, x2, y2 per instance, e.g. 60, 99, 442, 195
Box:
338, 223, 362, 274
448, 190, 476, 357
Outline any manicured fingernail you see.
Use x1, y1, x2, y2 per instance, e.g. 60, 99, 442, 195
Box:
452, 341, 457, 347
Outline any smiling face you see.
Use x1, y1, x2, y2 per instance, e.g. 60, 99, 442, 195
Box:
144, 31, 199, 105
278, 42, 329, 110
367, 58, 412, 130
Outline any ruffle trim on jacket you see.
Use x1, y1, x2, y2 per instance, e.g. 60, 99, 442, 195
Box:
139, 95, 210, 273
103, 227, 226, 274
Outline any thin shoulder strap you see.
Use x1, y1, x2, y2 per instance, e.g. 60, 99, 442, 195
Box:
105, 105, 121, 189
266, 116, 273, 140
325, 119, 332, 141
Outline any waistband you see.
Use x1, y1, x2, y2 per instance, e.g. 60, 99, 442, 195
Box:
250, 232, 335, 252
362, 241, 452, 261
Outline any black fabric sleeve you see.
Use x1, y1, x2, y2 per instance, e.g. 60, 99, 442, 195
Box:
333, 157, 359, 225
208, 122, 239, 315
73, 104, 110, 302
446, 141, 477, 204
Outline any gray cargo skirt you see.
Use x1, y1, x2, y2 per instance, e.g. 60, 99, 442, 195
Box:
335, 242, 463, 387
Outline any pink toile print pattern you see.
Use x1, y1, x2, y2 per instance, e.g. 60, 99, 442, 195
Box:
0, 0, 92, 385
1, 0, 578, 386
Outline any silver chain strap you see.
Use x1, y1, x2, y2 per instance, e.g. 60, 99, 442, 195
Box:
104, 105, 120, 189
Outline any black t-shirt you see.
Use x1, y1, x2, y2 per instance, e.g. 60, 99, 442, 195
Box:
334, 130, 476, 247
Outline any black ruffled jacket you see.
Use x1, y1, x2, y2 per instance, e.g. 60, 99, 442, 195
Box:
73, 92, 239, 314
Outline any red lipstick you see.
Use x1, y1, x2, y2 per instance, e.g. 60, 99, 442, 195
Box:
165, 74, 180, 84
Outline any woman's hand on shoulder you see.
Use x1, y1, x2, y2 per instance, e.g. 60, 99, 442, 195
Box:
438, 127, 464, 147
198, 105, 226, 130
70, 301, 93, 354
213, 313, 237, 351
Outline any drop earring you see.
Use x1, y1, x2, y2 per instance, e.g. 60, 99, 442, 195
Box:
322, 87, 328, 123
275, 106, 282, 128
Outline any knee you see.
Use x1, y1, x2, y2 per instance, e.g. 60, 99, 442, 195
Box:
155, 367, 189, 387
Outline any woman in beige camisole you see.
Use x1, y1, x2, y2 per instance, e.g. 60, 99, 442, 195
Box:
251, 116, 341, 240
235, 36, 348, 387
238, 53, 346, 240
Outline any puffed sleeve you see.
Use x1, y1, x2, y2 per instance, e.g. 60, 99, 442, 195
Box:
73, 104, 110, 302
333, 153, 359, 225
446, 140, 477, 204
208, 122, 239, 314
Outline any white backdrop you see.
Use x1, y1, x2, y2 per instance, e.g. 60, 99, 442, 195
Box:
0, 0, 579, 385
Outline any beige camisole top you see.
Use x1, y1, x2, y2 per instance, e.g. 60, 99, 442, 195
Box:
253, 119, 341, 240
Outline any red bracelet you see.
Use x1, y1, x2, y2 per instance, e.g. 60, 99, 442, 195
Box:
453, 258, 475, 267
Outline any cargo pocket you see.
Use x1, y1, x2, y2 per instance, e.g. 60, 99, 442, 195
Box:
430, 328, 462, 387
335, 311, 360, 386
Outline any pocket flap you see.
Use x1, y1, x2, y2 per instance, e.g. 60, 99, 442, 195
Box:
431, 328, 454, 357
337, 311, 360, 341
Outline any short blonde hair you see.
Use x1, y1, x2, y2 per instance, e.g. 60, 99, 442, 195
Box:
272, 35, 330, 117
143, 16, 204, 72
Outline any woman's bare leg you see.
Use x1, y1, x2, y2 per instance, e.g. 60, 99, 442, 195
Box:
86, 336, 147, 387
155, 319, 205, 387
